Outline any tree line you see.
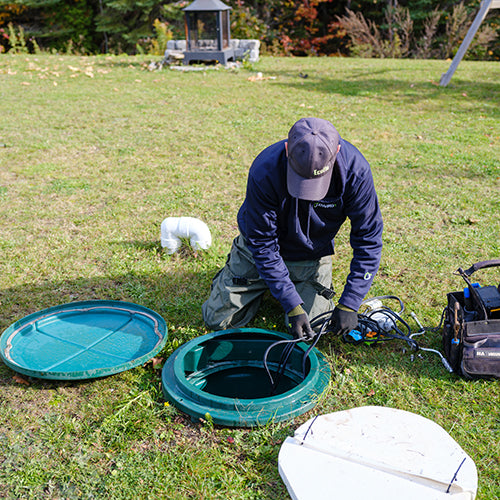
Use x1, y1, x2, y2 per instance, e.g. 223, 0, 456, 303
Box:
0, 0, 498, 59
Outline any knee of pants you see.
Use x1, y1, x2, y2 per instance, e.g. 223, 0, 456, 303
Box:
202, 294, 263, 330
202, 264, 266, 330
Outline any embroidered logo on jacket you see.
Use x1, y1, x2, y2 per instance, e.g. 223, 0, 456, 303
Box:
313, 201, 337, 209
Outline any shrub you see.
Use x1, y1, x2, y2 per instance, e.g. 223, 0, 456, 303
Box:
337, 2, 498, 60
6, 22, 28, 54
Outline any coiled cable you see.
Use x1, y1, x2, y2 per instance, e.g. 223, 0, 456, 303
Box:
263, 295, 452, 393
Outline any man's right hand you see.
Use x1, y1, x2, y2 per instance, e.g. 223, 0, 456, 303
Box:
288, 305, 314, 340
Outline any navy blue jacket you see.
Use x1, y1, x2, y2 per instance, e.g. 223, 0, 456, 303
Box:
237, 138, 383, 314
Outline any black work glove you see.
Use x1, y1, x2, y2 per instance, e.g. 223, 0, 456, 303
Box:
288, 305, 314, 341
330, 305, 358, 336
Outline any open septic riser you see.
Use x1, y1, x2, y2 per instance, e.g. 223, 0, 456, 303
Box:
161, 328, 331, 427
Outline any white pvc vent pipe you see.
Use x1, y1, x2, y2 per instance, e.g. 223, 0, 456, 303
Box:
160, 217, 212, 254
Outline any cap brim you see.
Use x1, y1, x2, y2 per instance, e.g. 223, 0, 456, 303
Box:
287, 160, 333, 201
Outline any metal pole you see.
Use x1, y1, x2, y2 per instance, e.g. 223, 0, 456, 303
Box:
439, 0, 498, 86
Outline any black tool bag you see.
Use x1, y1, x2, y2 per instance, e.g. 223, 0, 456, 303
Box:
442, 259, 500, 379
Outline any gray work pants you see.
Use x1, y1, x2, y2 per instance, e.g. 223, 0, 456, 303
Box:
202, 235, 334, 330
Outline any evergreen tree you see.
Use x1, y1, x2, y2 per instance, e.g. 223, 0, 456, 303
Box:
0, 0, 100, 52
95, 0, 163, 53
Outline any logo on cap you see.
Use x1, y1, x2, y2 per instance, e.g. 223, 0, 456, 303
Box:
313, 165, 330, 176
287, 118, 340, 201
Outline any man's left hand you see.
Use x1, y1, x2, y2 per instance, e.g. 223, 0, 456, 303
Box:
330, 304, 358, 335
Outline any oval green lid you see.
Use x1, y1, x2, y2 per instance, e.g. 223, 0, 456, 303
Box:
0, 300, 167, 380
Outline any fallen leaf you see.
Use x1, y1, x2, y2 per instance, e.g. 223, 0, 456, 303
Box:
247, 72, 275, 82
13, 374, 30, 385
367, 389, 375, 396
151, 357, 164, 368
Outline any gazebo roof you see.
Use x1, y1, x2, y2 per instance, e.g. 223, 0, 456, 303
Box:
183, 0, 232, 12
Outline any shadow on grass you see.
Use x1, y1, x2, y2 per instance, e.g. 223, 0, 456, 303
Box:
0, 257, 211, 366
0, 249, 453, 390
93, 57, 150, 70
316, 330, 456, 385
268, 68, 500, 116
0, 268, 214, 330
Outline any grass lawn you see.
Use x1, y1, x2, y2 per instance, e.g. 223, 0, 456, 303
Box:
0, 53, 499, 499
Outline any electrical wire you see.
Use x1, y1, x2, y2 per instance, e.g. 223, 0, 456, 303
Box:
410, 311, 454, 372
263, 295, 452, 393
263, 309, 332, 395
302, 318, 329, 376
339, 310, 415, 350
263, 338, 302, 395
263, 297, 414, 394
361, 295, 405, 314
351, 297, 452, 371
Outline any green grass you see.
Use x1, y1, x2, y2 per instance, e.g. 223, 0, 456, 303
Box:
0, 53, 499, 499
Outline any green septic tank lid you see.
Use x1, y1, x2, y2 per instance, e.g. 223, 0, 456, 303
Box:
162, 328, 331, 427
0, 300, 167, 380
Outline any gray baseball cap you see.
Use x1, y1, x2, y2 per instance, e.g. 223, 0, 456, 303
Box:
287, 117, 340, 201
